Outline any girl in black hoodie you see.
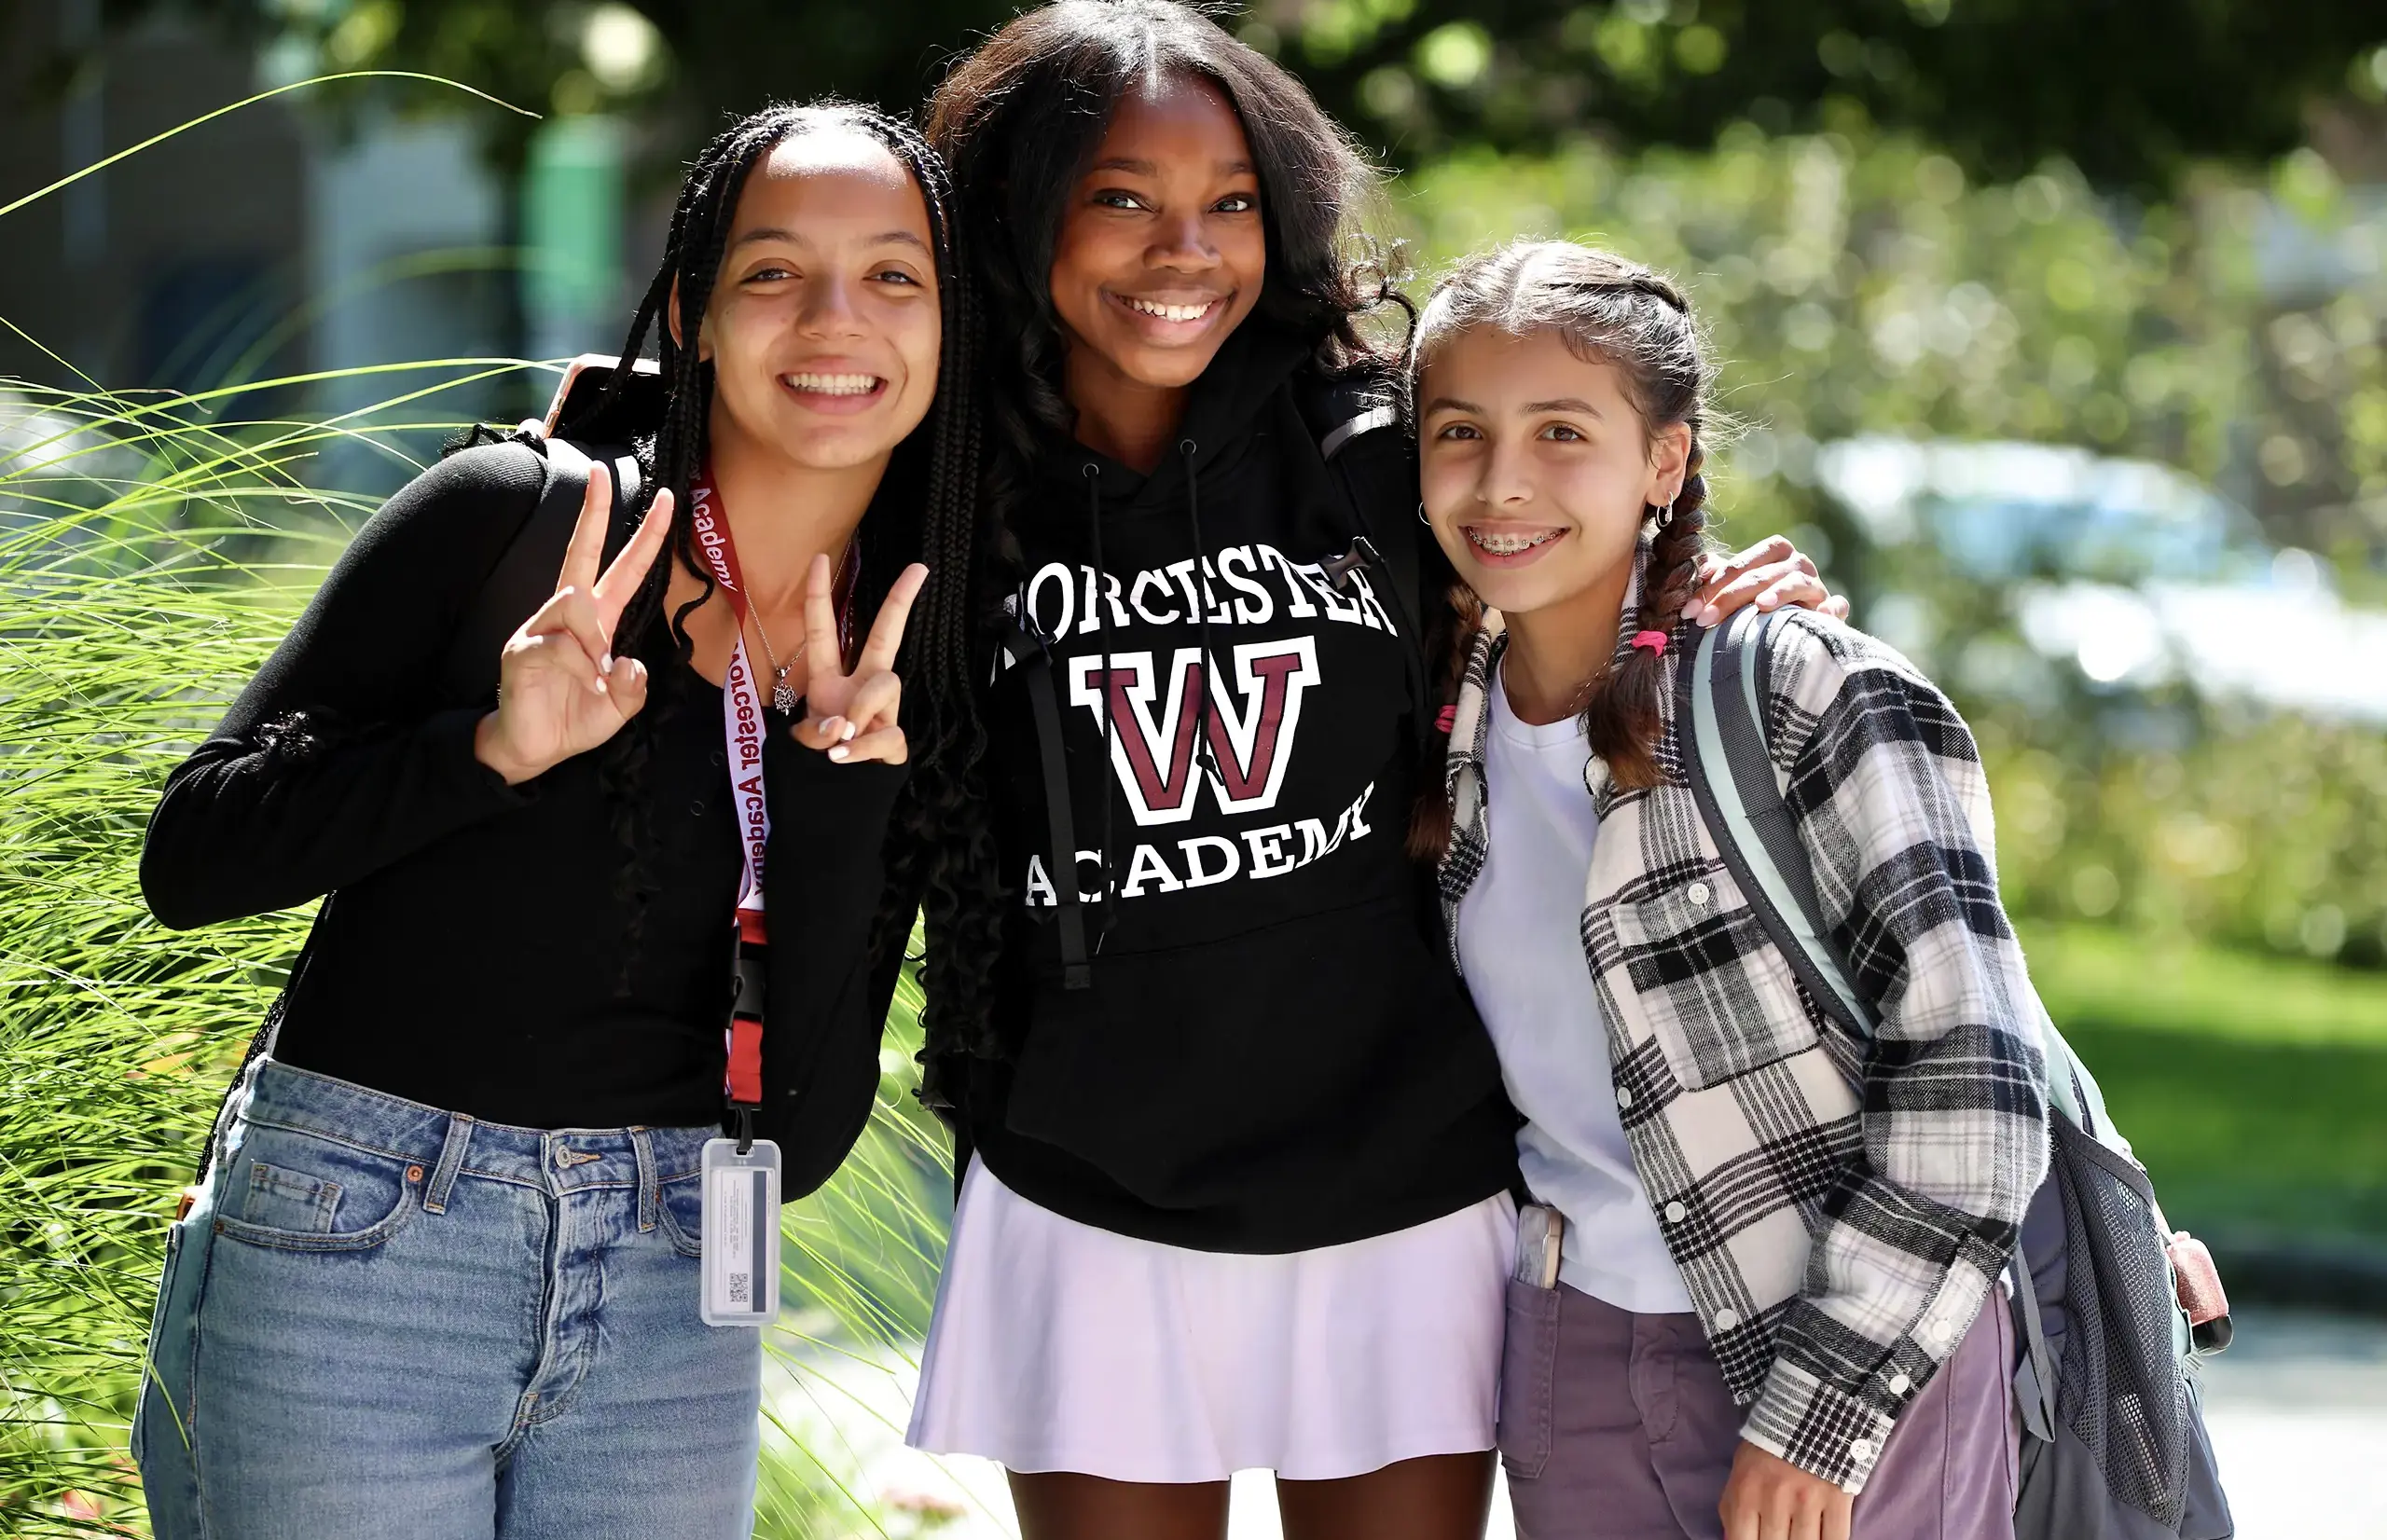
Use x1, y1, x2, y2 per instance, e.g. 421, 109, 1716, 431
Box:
897, 7, 1836, 1538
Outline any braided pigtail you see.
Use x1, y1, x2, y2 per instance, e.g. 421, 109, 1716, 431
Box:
1584, 440, 1711, 791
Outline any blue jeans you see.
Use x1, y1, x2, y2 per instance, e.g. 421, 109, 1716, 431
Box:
133, 1058, 761, 1540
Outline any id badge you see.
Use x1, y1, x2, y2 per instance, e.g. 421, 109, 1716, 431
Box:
698, 1137, 780, 1327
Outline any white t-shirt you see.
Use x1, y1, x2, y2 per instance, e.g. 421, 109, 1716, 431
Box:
1455, 660, 1694, 1314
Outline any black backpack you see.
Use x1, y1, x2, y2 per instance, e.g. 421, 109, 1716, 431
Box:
1678, 607, 2235, 1540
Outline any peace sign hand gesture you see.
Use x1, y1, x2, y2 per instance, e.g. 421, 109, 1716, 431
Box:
790, 557, 928, 766
473, 461, 675, 786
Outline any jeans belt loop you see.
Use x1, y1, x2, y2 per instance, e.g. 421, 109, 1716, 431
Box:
629, 1126, 657, 1234
421, 1114, 476, 1215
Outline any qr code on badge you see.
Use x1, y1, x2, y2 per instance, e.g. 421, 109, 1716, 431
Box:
727, 1272, 750, 1306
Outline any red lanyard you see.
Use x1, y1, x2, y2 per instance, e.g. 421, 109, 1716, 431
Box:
683, 469, 853, 1118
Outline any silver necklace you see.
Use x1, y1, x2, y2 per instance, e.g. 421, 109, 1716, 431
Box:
747, 612, 805, 714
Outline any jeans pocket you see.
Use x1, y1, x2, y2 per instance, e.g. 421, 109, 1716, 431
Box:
241, 1160, 342, 1232
210, 1123, 420, 1253
1497, 1277, 1562, 1481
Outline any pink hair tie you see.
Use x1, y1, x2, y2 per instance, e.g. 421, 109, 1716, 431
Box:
1434, 704, 1457, 735
1631, 629, 1670, 657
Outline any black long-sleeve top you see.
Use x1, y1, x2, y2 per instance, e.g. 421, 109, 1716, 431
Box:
142, 445, 906, 1194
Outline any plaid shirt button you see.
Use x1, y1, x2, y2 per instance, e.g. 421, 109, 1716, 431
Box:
1616, 1087, 1634, 1109
1687, 881, 1711, 906
1713, 1308, 1739, 1330
1888, 1371, 1911, 1395
1663, 1200, 1688, 1222
1851, 1438, 1877, 1463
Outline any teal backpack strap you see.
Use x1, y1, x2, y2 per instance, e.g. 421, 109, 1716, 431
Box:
1678, 608, 1875, 1041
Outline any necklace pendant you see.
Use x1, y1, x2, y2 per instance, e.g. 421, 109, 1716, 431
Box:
771, 677, 798, 714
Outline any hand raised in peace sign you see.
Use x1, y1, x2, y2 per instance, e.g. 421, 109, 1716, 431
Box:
789, 557, 929, 766
473, 461, 675, 785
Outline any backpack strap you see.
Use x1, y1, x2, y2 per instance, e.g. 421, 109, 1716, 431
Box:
1306, 385, 1425, 639
1680, 614, 2102, 1461
438, 437, 644, 700
2008, 1250, 2060, 1442
1302, 378, 1444, 747
1679, 608, 1875, 1041
999, 619, 1093, 991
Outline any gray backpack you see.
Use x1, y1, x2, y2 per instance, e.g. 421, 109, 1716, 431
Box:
1677, 608, 2234, 1540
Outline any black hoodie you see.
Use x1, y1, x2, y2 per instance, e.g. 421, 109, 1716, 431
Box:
962, 324, 1518, 1251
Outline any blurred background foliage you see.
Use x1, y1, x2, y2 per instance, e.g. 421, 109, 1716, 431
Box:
1400, 118, 2387, 956
7, 0, 2387, 1533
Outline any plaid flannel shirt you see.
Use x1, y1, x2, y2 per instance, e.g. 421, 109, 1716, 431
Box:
1439, 552, 2049, 1492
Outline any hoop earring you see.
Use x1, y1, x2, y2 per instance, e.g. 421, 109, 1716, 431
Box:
1417, 502, 1430, 526
1654, 499, 1676, 530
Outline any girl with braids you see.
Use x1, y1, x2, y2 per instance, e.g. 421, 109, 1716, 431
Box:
1417, 241, 2044, 1540
131, 101, 980, 1540
901, 6, 1836, 1537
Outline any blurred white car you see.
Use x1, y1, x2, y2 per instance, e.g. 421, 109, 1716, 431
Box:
1814, 435, 2387, 725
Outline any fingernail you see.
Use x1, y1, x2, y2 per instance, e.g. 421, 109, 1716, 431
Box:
1698, 604, 1720, 626
1681, 598, 1704, 619
600, 653, 614, 676
1757, 594, 1778, 609
828, 745, 849, 762
841, 721, 858, 742
592, 677, 608, 695
819, 717, 845, 739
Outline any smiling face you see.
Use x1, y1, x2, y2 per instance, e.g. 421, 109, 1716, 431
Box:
1047, 72, 1266, 402
1418, 325, 1690, 622
692, 129, 942, 474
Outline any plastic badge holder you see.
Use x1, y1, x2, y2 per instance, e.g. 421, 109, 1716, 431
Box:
698, 1136, 781, 1327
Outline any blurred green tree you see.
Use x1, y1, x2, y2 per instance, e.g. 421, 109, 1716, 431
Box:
18, 0, 2387, 188
1254, 0, 2387, 189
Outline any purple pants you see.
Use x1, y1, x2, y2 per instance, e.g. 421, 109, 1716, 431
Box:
1498, 1282, 2018, 1540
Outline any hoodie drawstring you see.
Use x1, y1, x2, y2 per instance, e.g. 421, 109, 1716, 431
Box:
1083, 461, 1117, 950
1180, 438, 1220, 779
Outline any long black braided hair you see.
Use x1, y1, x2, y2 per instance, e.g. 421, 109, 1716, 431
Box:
559, 101, 1000, 1033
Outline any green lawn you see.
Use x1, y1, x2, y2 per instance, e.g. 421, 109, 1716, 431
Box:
2020, 921, 2387, 1253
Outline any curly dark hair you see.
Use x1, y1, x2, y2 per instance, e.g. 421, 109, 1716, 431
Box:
916, 0, 1407, 1067
926, 0, 1397, 468
564, 101, 994, 1023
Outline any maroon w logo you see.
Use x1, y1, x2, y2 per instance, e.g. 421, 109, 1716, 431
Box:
1067, 640, 1321, 826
